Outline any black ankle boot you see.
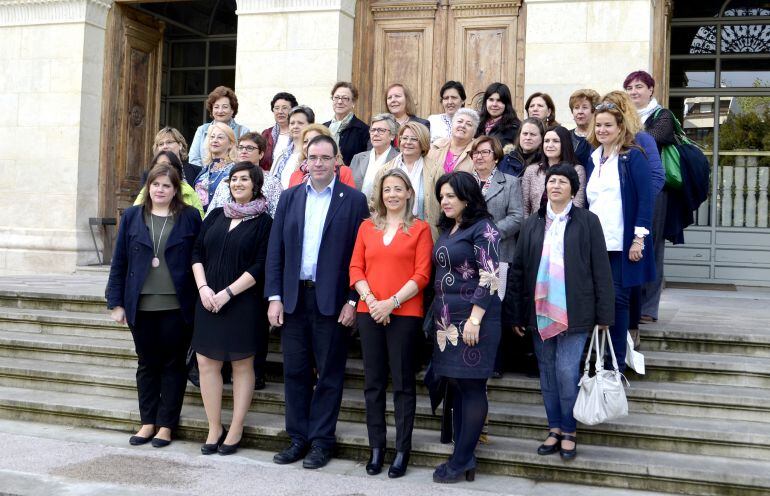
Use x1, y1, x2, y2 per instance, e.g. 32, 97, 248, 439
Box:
388, 451, 410, 478
366, 447, 384, 475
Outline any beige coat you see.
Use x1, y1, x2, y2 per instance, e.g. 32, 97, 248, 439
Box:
372, 155, 442, 240
427, 137, 475, 174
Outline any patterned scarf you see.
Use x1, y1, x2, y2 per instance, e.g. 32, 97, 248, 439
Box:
638, 97, 661, 124
441, 114, 452, 136
484, 116, 502, 135
328, 112, 354, 145
272, 139, 296, 179
194, 159, 231, 208
535, 200, 572, 340
223, 198, 268, 220
473, 167, 497, 196
270, 123, 280, 149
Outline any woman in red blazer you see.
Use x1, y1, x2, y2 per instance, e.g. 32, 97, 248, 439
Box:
349, 168, 433, 479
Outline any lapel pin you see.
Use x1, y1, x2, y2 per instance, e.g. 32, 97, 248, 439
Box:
339, 192, 343, 197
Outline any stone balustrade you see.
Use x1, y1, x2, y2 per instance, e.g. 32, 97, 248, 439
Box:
717, 151, 770, 228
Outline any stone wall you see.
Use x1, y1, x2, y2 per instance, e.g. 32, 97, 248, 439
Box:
0, 0, 112, 274
523, 0, 653, 126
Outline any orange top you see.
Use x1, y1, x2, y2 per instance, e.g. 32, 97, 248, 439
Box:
288, 166, 356, 189
349, 218, 434, 317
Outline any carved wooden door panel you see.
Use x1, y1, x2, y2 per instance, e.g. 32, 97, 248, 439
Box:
353, 0, 524, 122
99, 4, 163, 219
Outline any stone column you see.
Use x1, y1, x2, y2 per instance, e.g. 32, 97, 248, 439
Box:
523, 0, 653, 124
0, 0, 112, 274
234, 0, 356, 131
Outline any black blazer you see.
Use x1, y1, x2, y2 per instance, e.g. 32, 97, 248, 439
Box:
409, 115, 431, 129
265, 179, 369, 316
106, 205, 202, 327
503, 206, 615, 333
323, 115, 370, 166
476, 120, 520, 148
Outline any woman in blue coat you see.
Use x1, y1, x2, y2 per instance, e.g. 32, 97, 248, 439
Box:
106, 164, 202, 447
586, 103, 655, 372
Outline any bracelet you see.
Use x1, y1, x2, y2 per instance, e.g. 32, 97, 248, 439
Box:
198, 284, 208, 291
632, 239, 644, 246
391, 295, 401, 309
225, 287, 234, 298
360, 290, 371, 301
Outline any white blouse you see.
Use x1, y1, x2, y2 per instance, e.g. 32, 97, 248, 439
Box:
428, 114, 451, 143
362, 146, 393, 199
587, 147, 624, 251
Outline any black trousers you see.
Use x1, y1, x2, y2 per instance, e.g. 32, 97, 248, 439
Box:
358, 313, 420, 452
129, 309, 191, 429
448, 377, 488, 470
281, 286, 348, 450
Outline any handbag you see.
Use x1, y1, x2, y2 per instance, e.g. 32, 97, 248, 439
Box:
573, 326, 630, 425
653, 108, 683, 189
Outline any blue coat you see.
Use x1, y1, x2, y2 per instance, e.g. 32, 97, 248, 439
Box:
106, 205, 202, 326
265, 180, 369, 316
586, 147, 655, 288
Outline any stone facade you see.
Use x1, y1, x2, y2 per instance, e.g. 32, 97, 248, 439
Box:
0, 0, 113, 274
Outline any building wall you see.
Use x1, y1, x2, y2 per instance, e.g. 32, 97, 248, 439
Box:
0, 0, 112, 274
524, 0, 654, 125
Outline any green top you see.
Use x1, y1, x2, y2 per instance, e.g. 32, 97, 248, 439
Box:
139, 213, 180, 312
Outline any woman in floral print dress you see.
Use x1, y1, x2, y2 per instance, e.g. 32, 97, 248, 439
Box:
430, 171, 501, 484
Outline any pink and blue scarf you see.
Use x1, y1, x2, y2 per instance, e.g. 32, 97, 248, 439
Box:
535, 201, 572, 340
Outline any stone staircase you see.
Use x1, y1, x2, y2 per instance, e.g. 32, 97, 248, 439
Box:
0, 284, 769, 495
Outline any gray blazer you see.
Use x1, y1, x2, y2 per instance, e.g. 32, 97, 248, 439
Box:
350, 147, 399, 191
484, 169, 524, 263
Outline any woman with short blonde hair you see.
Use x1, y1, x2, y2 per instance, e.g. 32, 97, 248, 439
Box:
194, 122, 239, 213
152, 127, 200, 186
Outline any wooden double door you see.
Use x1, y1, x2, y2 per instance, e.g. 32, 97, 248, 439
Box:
352, 0, 525, 123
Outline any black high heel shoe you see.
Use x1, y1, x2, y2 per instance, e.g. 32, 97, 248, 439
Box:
365, 447, 384, 475
560, 434, 577, 461
218, 432, 242, 456
388, 451, 410, 478
432, 458, 476, 484
537, 431, 562, 456
200, 427, 227, 455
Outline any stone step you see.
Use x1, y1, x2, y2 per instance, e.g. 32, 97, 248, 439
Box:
0, 289, 106, 314
637, 351, 770, 388
639, 322, 770, 357
0, 329, 136, 368
0, 385, 766, 495
2, 355, 769, 462
0, 306, 131, 340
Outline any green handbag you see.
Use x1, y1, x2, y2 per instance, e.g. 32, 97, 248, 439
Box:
653, 108, 686, 189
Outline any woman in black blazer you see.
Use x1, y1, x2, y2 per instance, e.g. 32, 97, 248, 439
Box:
503, 165, 614, 461
323, 81, 370, 165
106, 163, 202, 448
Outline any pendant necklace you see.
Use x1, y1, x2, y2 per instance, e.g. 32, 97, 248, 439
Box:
150, 213, 170, 268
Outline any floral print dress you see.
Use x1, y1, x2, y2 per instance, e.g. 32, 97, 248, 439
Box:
432, 219, 501, 379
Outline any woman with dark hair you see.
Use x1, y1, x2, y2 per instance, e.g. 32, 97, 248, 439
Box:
504, 164, 614, 461
521, 126, 586, 216
107, 164, 202, 448
430, 171, 501, 483
428, 81, 466, 143
270, 105, 315, 189
499, 117, 545, 177
624, 70, 676, 325
323, 81, 370, 165
259, 91, 298, 171
385, 83, 430, 130
475, 82, 520, 148
189, 86, 250, 167
152, 127, 200, 186
526, 92, 559, 127
135, 151, 204, 217
235, 132, 283, 221
350, 168, 433, 478
586, 103, 655, 372
192, 162, 273, 456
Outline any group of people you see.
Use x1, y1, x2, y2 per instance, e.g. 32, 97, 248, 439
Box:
106, 68, 680, 483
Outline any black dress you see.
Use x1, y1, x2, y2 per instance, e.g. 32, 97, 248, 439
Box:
192, 207, 272, 361
432, 219, 502, 379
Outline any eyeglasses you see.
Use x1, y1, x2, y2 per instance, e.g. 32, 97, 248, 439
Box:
307, 155, 335, 164
237, 145, 259, 152
595, 102, 617, 111
157, 140, 178, 147
331, 96, 352, 103
370, 128, 390, 135
470, 149, 493, 159
400, 136, 420, 143
272, 106, 291, 112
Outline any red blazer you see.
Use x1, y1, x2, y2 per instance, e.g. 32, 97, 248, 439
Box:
349, 218, 433, 317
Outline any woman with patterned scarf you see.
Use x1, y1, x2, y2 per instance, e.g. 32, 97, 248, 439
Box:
270, 105, 315, 189
504, 165, 614, 462
259, 92, 298, 171
192, 162, 273, 456
323, 81, 370, 166
193, 122, 238, 213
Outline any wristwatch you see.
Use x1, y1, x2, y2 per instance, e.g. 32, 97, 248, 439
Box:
360, 291, 370, 301
347, 299, 357, 307
469, 317, 481, 326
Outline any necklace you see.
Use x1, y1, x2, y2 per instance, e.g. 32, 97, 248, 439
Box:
150, 213, 170, 268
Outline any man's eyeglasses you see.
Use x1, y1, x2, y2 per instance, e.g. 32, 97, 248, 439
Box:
331, 96, 351, 103
307, 155, 335, 164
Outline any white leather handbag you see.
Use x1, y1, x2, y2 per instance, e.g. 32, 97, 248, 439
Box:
573, 326, 630, 426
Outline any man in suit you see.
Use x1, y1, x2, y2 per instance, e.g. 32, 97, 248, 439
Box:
265, 135, 369, 469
